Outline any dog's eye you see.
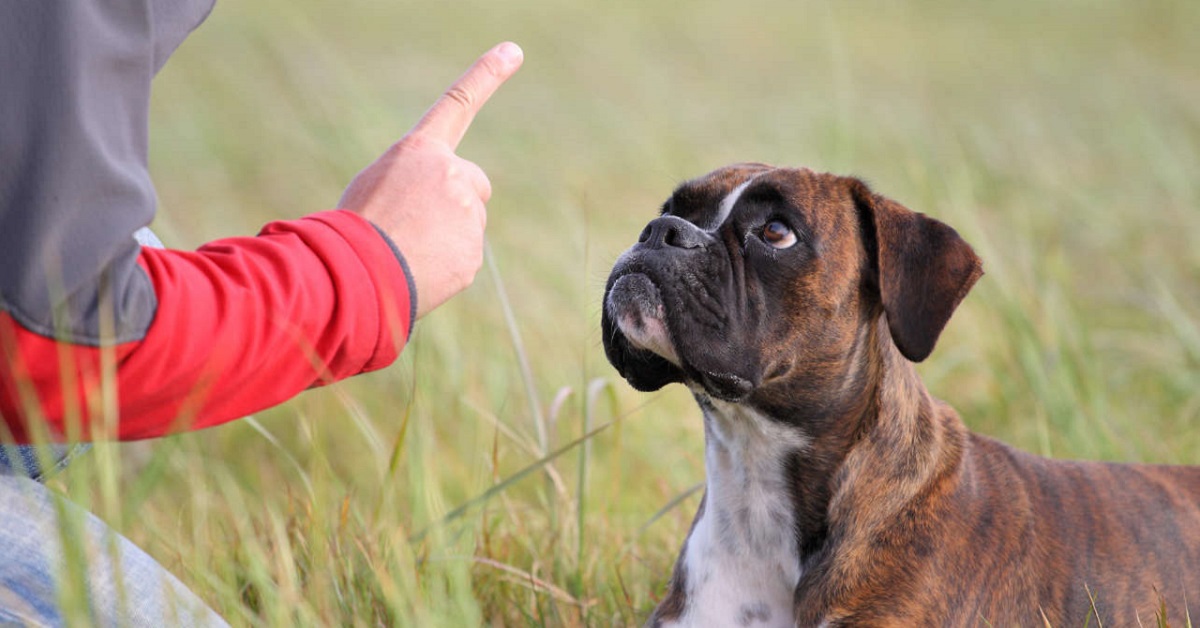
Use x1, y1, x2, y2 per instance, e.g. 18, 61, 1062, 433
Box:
762, 221, 797, 249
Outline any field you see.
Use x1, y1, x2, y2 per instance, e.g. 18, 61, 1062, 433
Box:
49, 0, 1200, 625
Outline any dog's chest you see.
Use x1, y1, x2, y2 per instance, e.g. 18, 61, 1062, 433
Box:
664, 397, 807, 628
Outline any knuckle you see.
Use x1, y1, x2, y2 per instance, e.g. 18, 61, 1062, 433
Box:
478, 55, 506, 80
475, 167, 493, 199
457, 262, 480, 291
442, 84, 477, 113
395, 133, 429, 154
399, 131, 452, 156
396, 133, 421, 149
460, 160, 492, 199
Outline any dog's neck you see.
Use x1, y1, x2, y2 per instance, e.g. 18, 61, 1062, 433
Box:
666, 395, 808, 628
660, 319, 964, 627
790, 323, 968, 622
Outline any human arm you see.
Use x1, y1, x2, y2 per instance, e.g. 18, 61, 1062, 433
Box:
0, 0, 521, 441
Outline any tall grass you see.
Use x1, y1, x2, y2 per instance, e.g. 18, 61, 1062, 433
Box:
39, 0, 1200, 624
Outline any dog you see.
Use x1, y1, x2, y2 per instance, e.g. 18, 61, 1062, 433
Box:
601, 163, 1200, 627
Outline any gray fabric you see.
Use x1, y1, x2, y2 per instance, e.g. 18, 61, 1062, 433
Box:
0, 229, 163, 482
0, 0, 213, 347
369, 222, 420, 341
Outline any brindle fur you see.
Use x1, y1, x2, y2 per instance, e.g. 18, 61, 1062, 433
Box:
602, 164, 1200, 627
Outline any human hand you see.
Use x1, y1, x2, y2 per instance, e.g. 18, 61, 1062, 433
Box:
340, 42, 524, 319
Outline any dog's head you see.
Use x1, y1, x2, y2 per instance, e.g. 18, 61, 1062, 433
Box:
602, 163, 982, 410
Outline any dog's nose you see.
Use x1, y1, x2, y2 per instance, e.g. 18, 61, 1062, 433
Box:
638, 216, 711, 250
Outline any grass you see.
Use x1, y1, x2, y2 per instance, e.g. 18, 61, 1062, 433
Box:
35, 0, 1200, 624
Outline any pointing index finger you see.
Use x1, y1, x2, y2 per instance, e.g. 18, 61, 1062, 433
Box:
411, 42, 524, 149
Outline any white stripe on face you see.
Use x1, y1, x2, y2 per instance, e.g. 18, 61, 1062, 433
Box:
706, 176, 759, 231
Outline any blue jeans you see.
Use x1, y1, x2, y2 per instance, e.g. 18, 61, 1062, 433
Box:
0, 474, 228, 627
0, 228, 228, 627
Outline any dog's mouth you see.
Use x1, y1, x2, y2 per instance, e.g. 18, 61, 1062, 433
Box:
605, 273, 681, 366
603, 267, 758, 402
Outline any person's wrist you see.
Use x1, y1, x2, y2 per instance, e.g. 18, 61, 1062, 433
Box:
365, 220, 419, 324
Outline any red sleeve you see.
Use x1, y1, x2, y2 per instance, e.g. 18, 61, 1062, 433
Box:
0, 210, 414, 442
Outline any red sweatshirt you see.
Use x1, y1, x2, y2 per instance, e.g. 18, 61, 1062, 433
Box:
0, 2, 415, 441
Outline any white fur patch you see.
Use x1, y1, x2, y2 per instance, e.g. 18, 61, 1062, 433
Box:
707, 176, 759, 232
662, 396, 808, 628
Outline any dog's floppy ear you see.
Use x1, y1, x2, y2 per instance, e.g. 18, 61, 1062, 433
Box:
850, 180, 983, 362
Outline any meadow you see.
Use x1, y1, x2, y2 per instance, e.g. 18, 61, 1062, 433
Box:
50, 0, 1200, 625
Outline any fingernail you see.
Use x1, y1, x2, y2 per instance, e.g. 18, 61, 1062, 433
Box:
496, 42, 523, 66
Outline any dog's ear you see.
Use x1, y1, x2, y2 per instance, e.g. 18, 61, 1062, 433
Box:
850, 180, 983, 362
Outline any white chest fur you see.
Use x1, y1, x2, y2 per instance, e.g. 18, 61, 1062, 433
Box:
662, 396, 809, 628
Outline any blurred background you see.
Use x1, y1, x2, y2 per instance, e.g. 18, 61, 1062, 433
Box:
55, 0, 1199, 624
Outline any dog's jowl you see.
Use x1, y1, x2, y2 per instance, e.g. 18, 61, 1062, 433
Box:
602, 163, 1200, 627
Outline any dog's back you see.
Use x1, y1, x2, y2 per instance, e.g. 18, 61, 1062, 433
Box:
946, 435, 1200, 625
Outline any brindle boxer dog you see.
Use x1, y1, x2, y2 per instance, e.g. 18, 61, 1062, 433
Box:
601, 163, 1200, 627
